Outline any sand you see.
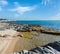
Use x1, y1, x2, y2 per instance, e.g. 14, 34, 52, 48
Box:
0, 29, 18, 37
0, 30, 60, 54
13, 32, 60, 53
1, 37, 19, 54
0, 29, 19, 54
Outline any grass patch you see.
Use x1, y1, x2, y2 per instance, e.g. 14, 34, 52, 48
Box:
20, 32, 36, 39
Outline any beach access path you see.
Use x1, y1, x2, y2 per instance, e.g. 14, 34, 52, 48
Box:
0, 29, 19, 54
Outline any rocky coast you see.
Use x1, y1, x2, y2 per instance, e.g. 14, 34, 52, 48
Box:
0, 21, 60, 54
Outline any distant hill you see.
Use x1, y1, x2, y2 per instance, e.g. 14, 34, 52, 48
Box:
0, 18, 7, 20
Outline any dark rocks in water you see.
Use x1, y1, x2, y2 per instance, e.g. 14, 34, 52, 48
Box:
13, 24, 60, 35
15, 24, 41, 32
16, 27, 31, 32
6, 22, 42, 32
1, 21, 60, 35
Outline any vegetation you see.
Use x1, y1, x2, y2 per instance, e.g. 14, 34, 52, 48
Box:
20, 32, 33, 38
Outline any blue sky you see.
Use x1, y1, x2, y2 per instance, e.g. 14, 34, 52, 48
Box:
0, 0, 60, 20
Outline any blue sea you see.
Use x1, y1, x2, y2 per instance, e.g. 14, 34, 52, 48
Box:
15, 20, 60, 30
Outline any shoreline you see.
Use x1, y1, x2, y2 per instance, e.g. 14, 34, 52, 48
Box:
0, 21, 60, 54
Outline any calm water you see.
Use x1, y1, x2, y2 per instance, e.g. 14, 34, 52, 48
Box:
15, 20, 60, 30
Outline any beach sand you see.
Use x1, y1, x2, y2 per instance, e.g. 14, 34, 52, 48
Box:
1, 37, 19, 54
0, 29, 19, 54
12, 32, 60, 52
0, 30, 60, 54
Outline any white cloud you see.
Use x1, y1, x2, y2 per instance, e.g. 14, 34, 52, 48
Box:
0, 0, 8, 6
10, 6, 36, 14
9, 2, 37, 15
0, 0, 8, 11
41, 0, 51, 6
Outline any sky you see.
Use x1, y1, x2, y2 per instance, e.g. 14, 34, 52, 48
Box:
0, 0, 60, 20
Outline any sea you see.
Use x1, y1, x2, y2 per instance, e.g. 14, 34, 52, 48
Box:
15, 20, 60, 30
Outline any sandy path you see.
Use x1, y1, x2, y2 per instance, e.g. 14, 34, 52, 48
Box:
1, 37, 19, 54
0, 38, 9, 53
0, 29, 19, 54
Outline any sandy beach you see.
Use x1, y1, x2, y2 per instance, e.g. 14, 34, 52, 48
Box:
0, 29, 19, 54
0, 29, 60, 54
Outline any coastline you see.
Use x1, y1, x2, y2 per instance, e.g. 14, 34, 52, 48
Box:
0, 21, 60, 54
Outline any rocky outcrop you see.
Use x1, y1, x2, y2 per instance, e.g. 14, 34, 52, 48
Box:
12, 41, 60, 54
40, 28, 60, 35
0, 21, 60, 35
29, 41, 60, 54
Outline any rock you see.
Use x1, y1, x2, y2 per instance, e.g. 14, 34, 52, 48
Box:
40, 28, 60, 35
18, 41, 60, 54
17, 34, 23, 37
